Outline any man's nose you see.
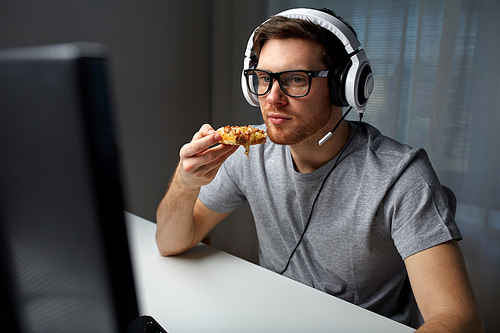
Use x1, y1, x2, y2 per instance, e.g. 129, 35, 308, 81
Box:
265, 80, 287, 105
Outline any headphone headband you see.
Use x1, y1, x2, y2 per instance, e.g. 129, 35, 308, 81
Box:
241, 8, 373, 112
276, 8, 360, 53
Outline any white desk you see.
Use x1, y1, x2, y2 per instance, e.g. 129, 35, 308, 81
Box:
125, 212, 415, 333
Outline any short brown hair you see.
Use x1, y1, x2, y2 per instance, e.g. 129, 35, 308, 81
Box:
252, 9, 355, 70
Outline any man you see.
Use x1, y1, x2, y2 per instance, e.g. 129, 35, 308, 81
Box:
156, 8, 483, 332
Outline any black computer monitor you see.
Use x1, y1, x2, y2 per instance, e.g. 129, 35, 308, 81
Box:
0, 42, 141, 332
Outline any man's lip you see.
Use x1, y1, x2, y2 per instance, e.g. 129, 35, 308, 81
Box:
268, 113, 292, 125
268, 113, 292, 120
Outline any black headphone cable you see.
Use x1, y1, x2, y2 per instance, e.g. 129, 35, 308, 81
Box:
279, 108, 363, 275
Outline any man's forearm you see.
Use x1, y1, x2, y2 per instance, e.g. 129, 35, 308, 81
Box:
156, 170, 201, 256
406, 240, 484, 333
415, 311, 484, 333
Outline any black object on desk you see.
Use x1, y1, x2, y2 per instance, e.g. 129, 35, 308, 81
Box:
0, 42, 155, 332
127, 315, 168, 333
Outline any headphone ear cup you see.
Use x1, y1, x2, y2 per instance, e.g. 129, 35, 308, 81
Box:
329, 61, 350, 107
241, 69, 259, 107
241, 53, 260, 107
344, 50, 373, 112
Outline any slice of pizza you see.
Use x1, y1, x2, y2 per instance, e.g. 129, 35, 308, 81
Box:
216, 125, 267, 157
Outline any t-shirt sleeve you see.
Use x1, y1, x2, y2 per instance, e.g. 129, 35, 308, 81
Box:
385, 149, 462, 259
198, 155, 247, 214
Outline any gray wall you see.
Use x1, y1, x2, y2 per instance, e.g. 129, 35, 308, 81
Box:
0, 0, 266, 262
208, 1, 267, 263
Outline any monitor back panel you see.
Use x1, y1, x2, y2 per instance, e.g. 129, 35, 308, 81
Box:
0, 43, 138, 332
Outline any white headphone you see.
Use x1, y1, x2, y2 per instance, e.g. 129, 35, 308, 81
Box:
241, 8, 374, 113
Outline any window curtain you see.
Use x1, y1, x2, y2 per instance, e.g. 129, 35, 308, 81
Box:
267, 0, 500, 330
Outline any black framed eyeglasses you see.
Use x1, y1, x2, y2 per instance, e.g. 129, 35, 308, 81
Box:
244, 69, 329, 98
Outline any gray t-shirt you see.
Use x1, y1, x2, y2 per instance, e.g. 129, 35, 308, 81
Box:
198, 121, 461, 327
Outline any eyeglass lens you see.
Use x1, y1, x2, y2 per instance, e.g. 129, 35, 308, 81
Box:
247, 70, 311, 97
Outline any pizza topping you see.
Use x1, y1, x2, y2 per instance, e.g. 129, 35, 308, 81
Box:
216, 125, 267, 157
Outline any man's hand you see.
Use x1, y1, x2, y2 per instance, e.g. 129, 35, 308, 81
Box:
176, 124, 238, 191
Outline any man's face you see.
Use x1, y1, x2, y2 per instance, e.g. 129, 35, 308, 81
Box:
256, 38, 334, 145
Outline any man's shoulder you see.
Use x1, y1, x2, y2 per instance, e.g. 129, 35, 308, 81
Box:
352, 122, 432, 177
358, 122, 413, 156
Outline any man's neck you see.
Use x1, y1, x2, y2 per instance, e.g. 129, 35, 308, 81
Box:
290, 118, 350, 173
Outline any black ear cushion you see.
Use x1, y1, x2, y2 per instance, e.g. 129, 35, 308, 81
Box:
329, 61, 350, 107
329, 74, 343, 107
